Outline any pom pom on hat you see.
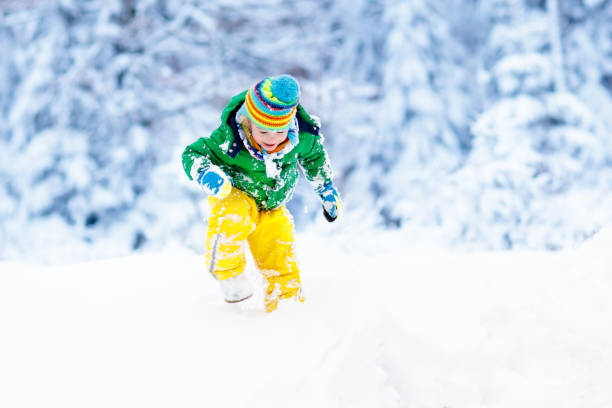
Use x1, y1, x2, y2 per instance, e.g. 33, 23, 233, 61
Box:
270, 75, 300, 104
240, 74, 300, 131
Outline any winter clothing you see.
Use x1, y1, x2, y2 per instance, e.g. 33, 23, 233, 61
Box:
316, 181, 342, 222
206, 188, 303, 312
182, 90, 333, 211
237, 75, 300, 131
196, 165, 232, 199
182, 84, 339, 312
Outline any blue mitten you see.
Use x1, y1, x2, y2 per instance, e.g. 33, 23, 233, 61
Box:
316, 182, 342, 222
197, 166, 232, 199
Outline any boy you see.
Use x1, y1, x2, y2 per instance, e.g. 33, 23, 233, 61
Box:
182, 75, 341, 312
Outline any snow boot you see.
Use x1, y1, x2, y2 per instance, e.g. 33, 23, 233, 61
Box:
262, 270, 305, 312
218, 273, 253, 303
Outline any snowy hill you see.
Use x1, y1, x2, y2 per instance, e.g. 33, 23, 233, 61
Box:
1, 229, 611, 408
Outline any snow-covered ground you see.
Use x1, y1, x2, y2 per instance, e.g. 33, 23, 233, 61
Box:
1, 228, 611, 408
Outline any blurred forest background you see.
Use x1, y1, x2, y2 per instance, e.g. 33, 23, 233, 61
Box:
2, 0, 612, 262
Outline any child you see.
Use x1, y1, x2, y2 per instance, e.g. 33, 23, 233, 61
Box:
181, 74, 341, 312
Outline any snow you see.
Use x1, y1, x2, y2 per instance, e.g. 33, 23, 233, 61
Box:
2, 2, 612, 402
1, 229, 611, 408
493, 53, 552, 96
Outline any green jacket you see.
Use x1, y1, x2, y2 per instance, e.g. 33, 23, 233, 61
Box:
182, 91, 333, 210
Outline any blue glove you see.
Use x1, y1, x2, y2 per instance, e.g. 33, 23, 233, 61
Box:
197, 166, 232, 199
316, 182, 341, 222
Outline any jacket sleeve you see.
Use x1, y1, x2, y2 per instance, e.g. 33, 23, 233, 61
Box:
298, 131, 333, 191
181, 130, 227, 181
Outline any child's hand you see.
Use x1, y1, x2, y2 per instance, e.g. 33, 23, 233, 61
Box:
197, 166, 232, 199
316, 182, 341, 222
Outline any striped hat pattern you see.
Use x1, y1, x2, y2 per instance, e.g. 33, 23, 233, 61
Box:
240, 75, 300, 131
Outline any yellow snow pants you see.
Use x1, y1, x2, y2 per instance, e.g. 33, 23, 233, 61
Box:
206, 188, 303, 312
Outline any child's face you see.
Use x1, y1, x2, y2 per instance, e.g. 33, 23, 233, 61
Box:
250, 124, 289, 153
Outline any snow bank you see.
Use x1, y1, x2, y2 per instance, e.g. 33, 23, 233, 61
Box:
579, 226, 612, 251
0, 230, 611, 407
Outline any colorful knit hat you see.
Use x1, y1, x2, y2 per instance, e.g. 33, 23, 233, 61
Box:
239, 74, 300, 131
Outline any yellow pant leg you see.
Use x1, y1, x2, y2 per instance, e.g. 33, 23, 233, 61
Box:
248, 206, 303, 312
206, 188, 258, 281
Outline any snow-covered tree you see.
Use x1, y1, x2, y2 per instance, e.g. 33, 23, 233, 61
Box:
336, 0, 483, 229
445, 0, 612, 249
2, 0, 612, 261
